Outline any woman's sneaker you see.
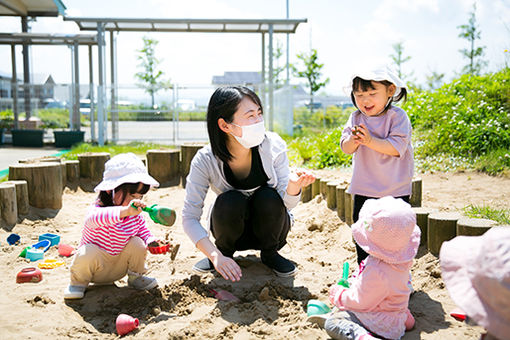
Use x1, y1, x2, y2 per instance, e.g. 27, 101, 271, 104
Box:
261, 251, 297, 277
192, 258, 215, 273
127, 275, 158, 290
64, 285, 87, 299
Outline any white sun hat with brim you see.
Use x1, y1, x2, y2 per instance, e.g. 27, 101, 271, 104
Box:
347, 64, 407, 99
94, 152, 159, 193
440, 227, 510, 340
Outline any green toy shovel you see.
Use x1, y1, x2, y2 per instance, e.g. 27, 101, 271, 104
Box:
132, 203, 176, 227
337, 262, 350, 288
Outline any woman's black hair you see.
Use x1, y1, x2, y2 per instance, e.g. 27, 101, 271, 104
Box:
97, 182, 150, 207
350, 77, 407, 112
206, 86, 263, 163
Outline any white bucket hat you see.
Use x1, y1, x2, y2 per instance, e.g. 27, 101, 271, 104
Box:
94, 153, 159, 193
440, 227, 510, 340
347, 64, 407, 99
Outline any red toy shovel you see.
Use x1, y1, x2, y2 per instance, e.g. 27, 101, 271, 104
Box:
210, 288, 240, 302
450, 308, 466, 321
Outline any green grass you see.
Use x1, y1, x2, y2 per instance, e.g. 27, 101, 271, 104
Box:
62, 142, 177, 160
463, 204, 510, 225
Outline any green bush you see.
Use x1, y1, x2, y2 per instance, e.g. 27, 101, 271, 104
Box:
403, 68, 510, 157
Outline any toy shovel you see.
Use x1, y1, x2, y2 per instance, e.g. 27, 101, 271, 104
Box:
337, 262, 350, 288
132, 203, 176, 227
209, 288, 240, 303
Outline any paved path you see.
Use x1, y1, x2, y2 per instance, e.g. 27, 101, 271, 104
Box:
0, 146, 64, 177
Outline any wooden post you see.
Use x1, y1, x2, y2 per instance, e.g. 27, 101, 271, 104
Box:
4, 180, 29, 217
456, 217, 497, 237
9, 163, 63, 209
181, 143, 206, 188
78, 152, 110, 183
146, 149, 180, 187
412, 207, 438, 246
344, 191, 353, 226
327, 181, 338, 210
320, 178, 329, 198
65, 160, 80, 183
301, 184, 312, 203
336, 185, 346, 221
311, 177, 321, 198
0, 182, 17, 228
427, 212, 462, 256
410, 177, 422, 207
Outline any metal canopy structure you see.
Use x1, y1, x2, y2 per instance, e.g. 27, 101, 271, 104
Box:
65, 17, 305, 34
0, 0, 66, 17
64, 17, 307, 146
1, 32, 97, 131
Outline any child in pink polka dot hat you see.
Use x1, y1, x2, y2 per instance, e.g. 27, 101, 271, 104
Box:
310, 196, 420, 340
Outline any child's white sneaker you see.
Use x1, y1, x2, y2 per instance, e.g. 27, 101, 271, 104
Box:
127, 275, 158, 290
64, 285, 87, 299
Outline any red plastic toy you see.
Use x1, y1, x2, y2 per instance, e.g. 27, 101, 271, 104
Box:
16, 267, 43, 283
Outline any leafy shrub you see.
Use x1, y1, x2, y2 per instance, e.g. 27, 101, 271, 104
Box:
403, 68, 510, 157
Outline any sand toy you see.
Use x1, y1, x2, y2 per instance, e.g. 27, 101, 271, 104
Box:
210, 288, 240, 302
38, 258, 65, 269
58, 243, 75, 257
26, 248, 44, 261
307, 299, 331, 316
38, 233, 60, 247
337, 262, 350, 288
116, 314, 139, 335
132, 203, 176, 227
7, 233, 20, 245
16, 267, 43, 283
32, 239, 51, 253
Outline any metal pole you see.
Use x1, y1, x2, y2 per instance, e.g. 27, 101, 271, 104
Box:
11, 44, 19, 129
261, 33, 265, 108
172, 84, 176, 145
286, 0, 290, 85
70, 45, 75, 130
21, 17, 31, 120
73, 41, 81, 131
97, 23, 106, 146
88, 45, 95, 142
268, 24, 274, 131
110, 30, 118, 142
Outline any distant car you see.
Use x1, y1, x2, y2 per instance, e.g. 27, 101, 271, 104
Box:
43, 98, 66, 109
79, 99, 91, 115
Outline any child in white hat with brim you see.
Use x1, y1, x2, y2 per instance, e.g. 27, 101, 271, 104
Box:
64, 153, 161, 299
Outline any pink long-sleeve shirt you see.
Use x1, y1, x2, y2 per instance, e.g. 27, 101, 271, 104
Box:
341, 106, 414, 197
80, 205, 156, 255
332, 256, 412, 339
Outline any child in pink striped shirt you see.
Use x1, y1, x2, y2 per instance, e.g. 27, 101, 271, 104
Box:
64, 153, 161, 300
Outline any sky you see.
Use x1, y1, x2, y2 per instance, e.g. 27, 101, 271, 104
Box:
1, 0, 509, 98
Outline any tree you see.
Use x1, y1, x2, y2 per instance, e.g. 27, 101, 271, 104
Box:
268, 40, 286, 89
390, 41, 412, 80
426, 70, 445, 90
291, 49, 329, 114
457, 3, 487, 75
134, 36, 170, 108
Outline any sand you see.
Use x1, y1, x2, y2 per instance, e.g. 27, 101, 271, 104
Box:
1, 170, 509, 339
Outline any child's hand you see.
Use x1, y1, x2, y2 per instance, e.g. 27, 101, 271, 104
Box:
127, 199, 146, 216
329, 284, 346, 306
352, 124, 372, 145
287, 169, 316, 196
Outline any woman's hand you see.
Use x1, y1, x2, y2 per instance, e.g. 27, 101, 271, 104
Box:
211, 252, 242, 282
287, 169, 316, 196
352, 123, 372, 146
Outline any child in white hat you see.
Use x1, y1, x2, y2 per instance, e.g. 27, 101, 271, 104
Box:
309, 196, 420, 339
64, 153, 161, 299
440, 227, 510, 340
341, 65, 414, 266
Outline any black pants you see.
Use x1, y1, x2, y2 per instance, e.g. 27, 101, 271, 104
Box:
210, 186, 290, 256
352, 194, 410, 265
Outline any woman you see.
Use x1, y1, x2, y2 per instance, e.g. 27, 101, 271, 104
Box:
182, 86, 314, 282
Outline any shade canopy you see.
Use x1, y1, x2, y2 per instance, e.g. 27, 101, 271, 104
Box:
0, 0, 66, 17
64, 17, 306, 34
0, 32, 97, 45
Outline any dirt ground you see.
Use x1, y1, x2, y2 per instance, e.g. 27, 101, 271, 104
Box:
1, 169, 509, 339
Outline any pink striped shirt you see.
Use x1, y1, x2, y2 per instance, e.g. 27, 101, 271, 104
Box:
80, 204, 156, 255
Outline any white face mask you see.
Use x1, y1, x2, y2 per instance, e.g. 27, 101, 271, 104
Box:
230, 120, 266, 148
